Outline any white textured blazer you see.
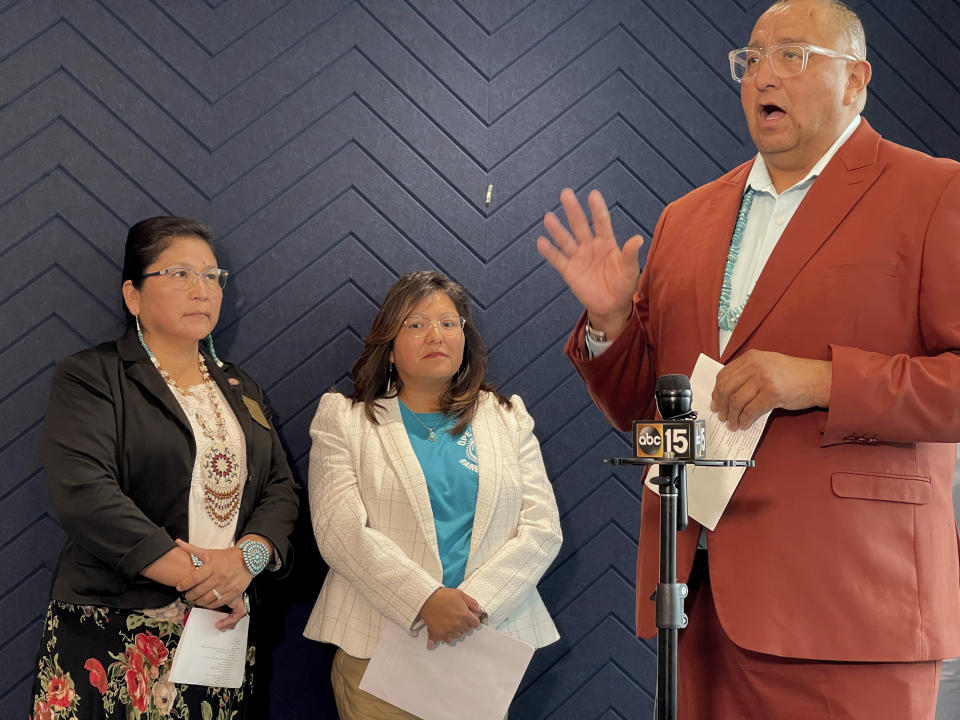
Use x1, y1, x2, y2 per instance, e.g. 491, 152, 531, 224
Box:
303, 390, 562, 658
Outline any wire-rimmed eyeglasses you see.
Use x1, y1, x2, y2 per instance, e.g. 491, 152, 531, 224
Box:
400, 315, 466, 338
728, 43, 859, 83
141, 266, 229, 290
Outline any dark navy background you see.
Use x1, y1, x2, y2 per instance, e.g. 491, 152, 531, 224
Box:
2, 1, 958, 717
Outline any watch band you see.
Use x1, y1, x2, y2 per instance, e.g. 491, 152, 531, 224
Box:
584, 320, 607, 343
238, 539, 270, 576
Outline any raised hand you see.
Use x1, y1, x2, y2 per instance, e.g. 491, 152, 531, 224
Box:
537, 188, 644, 340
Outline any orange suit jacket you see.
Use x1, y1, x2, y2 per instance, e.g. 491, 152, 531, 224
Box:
565, 119, 960, 662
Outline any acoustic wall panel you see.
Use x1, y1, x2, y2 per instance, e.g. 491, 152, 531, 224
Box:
2, 1, 957, 717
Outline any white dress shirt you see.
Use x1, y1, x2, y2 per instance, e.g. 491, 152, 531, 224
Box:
587, 115, 862, 357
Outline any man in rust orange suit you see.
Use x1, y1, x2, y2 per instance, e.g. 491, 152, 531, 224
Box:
537, 1, 960, 718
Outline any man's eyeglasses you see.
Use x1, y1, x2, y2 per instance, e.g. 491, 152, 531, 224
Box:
401, 315, 466, 338
728, 43, 859, 83
141, 267, 229, 290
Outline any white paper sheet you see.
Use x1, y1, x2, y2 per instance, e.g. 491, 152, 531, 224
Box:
168, 608, 249, 688
645, 353, 770, 530
359, 620, 534, 720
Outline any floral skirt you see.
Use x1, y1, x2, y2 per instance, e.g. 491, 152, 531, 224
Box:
28, 599, 254, 720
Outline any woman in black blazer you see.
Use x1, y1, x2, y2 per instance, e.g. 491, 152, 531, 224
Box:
28, 217, 299, 720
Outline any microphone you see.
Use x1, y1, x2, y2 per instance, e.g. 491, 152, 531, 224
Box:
655, 374, 693, 420
647, 374, 701, 534
633, 374, 706, 461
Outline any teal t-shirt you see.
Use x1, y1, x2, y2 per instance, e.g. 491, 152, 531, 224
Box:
399, 400, 479, 587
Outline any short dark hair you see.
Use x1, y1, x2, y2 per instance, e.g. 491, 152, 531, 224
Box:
121, 216, 215, 327
349, 270, 509, 435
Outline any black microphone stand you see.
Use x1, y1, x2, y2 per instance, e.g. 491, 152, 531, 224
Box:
651, 461, 685, 720
606, 455, 753, 720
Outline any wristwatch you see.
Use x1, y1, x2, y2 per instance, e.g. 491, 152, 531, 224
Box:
238, 539, 270, 576
584, 320, 607, 343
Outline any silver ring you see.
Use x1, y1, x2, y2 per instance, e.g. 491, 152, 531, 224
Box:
211, 588, 223, 602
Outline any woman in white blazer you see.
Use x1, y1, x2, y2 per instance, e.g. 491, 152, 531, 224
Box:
304, 271, 562, 718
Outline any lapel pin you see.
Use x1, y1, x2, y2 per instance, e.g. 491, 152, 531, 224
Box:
228, 378, 240, 386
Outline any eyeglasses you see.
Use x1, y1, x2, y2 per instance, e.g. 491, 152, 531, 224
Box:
400, 315, 466, 338
141, 267, 229, 290
728, 43, 858, 83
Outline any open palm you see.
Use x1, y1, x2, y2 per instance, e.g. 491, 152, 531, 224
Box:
537, 188, 644, 323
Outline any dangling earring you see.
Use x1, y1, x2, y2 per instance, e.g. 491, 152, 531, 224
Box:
386, 361, 395, 388
135, 316, 156, 362
206, 334, 224, 368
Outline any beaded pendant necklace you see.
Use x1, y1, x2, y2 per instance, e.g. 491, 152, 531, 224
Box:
717, 187, 756, 331
138, 329, 242, 527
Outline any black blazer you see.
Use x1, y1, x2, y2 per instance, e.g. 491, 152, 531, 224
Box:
43, 328, 300, 609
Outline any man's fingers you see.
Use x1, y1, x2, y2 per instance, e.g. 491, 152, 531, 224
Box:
712, 359, 750, 418
620, 234, 645, 280
536, 235, 568, 273
543, 210, 579, 256
587, 189, 614, 241
736, 397, 770, 431
560, 187, 594, 243
726, 382, 762, 430
712, 377, 741, 424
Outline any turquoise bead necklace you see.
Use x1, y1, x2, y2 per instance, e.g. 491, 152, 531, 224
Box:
717, 187, 756, 331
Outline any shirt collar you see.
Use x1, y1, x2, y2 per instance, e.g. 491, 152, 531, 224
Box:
745, 115, 861, 197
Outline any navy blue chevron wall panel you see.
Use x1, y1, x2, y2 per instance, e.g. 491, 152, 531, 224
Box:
2, 1, 958, 718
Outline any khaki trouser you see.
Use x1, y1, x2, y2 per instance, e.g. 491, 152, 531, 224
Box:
331, 648, 424, 720
331, 648, 508, 720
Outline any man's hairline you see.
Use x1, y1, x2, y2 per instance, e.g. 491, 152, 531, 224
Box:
758, 0, 867, 61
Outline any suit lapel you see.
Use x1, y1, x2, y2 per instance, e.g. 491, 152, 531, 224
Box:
379, 397, 442, 563
117, 330, 193, 439
721, 121, 884, 362
694, 165, 752, 362
468, 397, 500, 559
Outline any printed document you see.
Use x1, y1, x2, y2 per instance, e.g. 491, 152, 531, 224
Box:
646, 353, 770, 530
168, 608, 248, 688
359, 620, 534, 720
